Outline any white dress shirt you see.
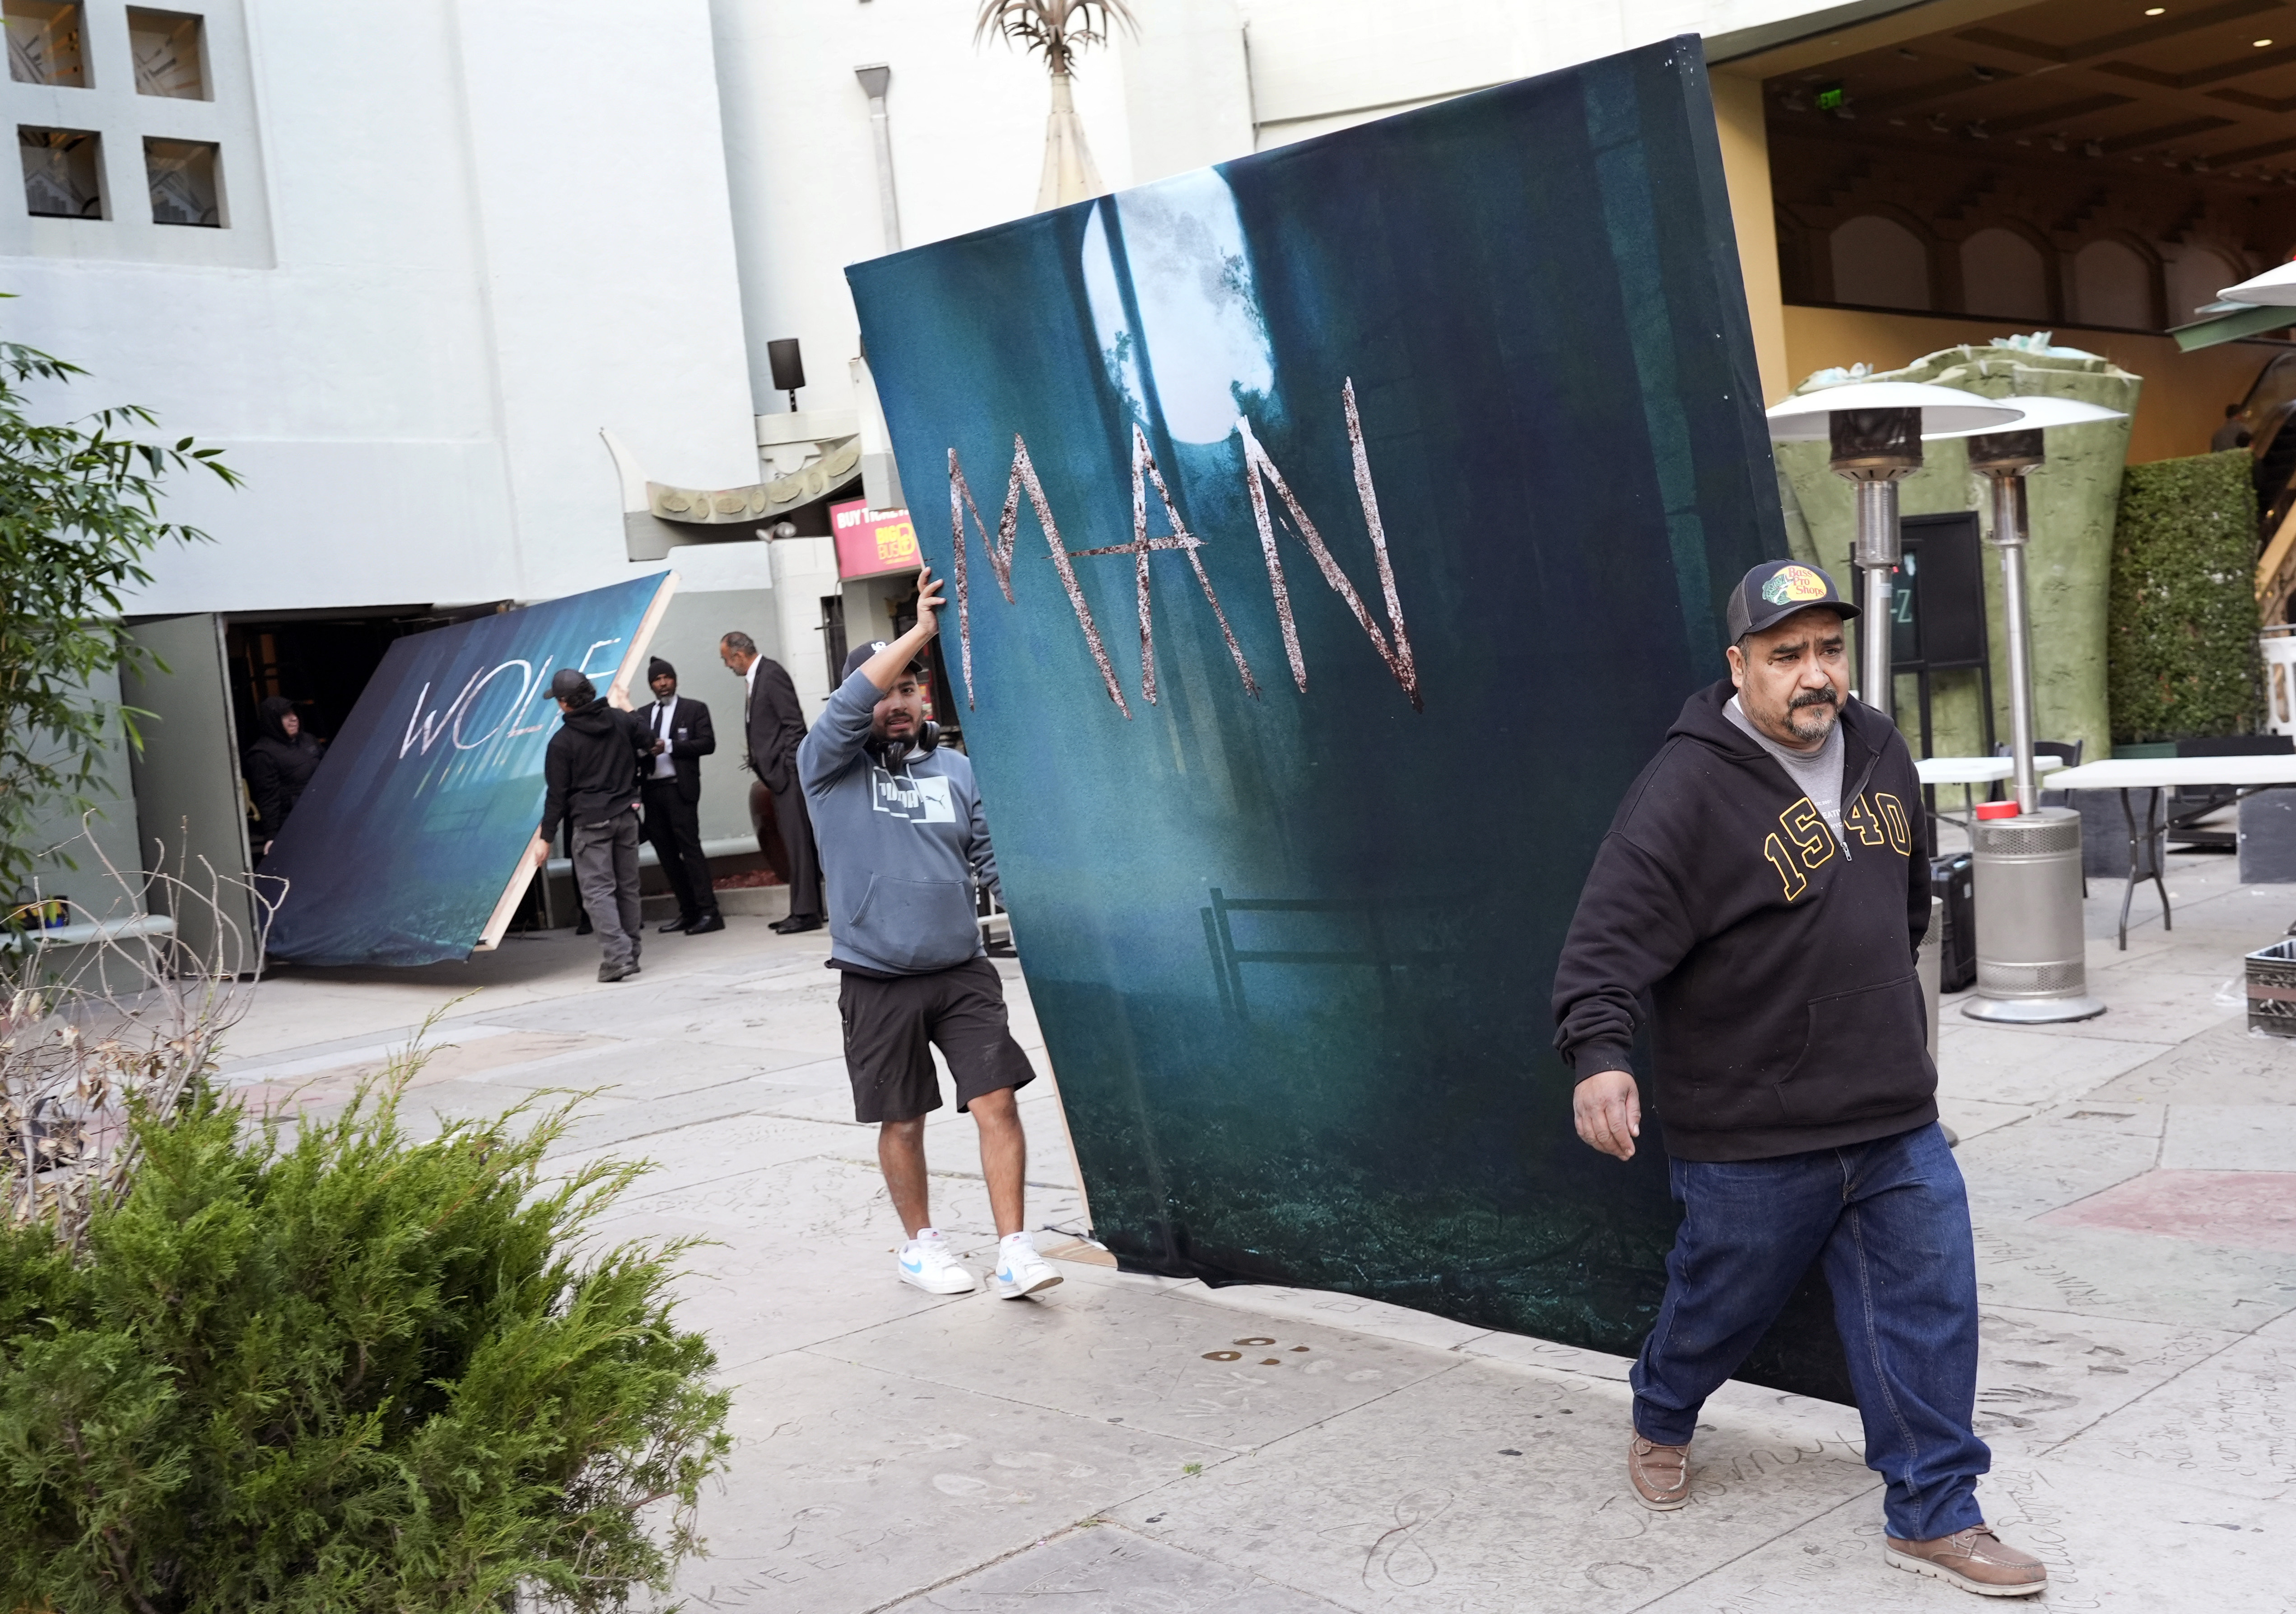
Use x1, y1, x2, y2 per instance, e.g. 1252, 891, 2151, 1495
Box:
648, 695, 679, 780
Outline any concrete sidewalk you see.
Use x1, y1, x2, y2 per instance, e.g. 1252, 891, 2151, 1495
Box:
224, 850, 2296, 1612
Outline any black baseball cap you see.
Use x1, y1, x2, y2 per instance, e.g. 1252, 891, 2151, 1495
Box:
548, 668, 596, 704
841, 641, 925, 681
1724, 560, 1859, 641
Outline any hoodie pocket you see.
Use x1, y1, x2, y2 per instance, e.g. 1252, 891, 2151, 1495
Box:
849, 876, 978, 972
1774, 973, 1935, 1124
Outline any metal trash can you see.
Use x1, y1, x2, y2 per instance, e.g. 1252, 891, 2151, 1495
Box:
2246, 938, 2296, 1036
1961, 807, 2106, 1023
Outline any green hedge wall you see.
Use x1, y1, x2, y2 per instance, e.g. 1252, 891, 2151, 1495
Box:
2109, 449, 2260, 744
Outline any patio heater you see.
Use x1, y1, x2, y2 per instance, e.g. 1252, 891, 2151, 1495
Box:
1764, 383, 2021, 715
1950, 396, 2125, 1025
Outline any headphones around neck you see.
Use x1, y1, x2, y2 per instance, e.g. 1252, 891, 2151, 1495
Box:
867, 721, 940, 769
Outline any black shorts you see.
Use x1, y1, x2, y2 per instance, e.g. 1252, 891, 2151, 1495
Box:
838, 957, 1037, 1124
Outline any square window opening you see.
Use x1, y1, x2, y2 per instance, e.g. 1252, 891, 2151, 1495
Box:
5, 0, 85, 87
19, 125, 101, 218
144, 135, 218, 226
127, 7, 203, 99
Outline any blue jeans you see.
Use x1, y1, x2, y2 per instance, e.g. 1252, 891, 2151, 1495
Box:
1631, 1122, 1989, 1541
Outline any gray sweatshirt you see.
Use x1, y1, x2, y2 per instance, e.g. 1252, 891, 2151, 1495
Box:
797, 668, 1001, 975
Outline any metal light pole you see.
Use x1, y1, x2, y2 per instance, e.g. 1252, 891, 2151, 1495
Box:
1954, 394, 2125, 1026
1765, 382, 2022, 713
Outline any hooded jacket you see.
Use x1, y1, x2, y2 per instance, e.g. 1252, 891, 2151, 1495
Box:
1551, 679, 1934, 1162
243, 695, 323, 843
538, 699, 647, 843
797, 668, 999, 975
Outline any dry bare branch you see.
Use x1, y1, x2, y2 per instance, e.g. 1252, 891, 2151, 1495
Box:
1, 816, 275, 1251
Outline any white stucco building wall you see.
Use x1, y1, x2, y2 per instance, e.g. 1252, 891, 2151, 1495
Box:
1, 0, 760, 618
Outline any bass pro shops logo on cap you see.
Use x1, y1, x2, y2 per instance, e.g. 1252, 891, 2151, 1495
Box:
1762, 565, 1830, 606
1727, 559, 1859, 642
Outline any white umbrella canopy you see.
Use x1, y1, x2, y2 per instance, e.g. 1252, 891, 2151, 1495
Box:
2220, 261, 2296, 306
1764, 381, 2025, 441
1918, 394, 2128, 438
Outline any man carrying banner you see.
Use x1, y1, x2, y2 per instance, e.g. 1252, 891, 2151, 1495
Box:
538, 668, 651, 984
1551, 561, 2045, 1599
797, 566, 1060, 1301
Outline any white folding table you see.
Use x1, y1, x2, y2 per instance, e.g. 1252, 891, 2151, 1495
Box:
2044, 755, 2296, 947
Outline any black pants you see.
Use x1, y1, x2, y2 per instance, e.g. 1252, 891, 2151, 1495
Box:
750, 778, 823, 919
640, 779, 717, 920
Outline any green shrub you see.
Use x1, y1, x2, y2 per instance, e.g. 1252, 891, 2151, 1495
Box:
0, 1072, 730, 1614
2109, 449, 2262, 743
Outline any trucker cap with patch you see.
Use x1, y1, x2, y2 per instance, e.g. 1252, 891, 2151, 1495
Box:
1724, 560, 1860, 642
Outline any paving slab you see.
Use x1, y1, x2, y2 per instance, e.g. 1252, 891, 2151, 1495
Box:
1952, 1115, 2161, 1222
883, 1523, 1352, 1613
2046, 1327, 2296, 1502
610, 1210, 974, 1372
678, 1349, 1221, 1613
1931, 1025, 2170, 1109
2038, 1170, 2296, 1255
1932, 1095, 2033, 1143
2084, 1018, 2296, 1105
1972, 1305, 2245, 1459
1183, 1281, 1497, 1354
552, 1111, 874, 1196
814, 1273, 1466, 1455
1973, 1218, 2296, 1331
1105, 1357, 1877, 1614
1634, 1459, 2296, 1613
2161, 1104, 2296, 1171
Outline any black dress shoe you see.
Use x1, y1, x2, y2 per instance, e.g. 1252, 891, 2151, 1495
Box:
684, 911, 726, 935
771, 913, 825, 935
659, 914, 694, 933
574, 917, 593, 936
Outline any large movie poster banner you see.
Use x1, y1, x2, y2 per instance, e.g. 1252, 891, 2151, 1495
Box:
851, 38, 1849, 1400
262, 574, 675, 967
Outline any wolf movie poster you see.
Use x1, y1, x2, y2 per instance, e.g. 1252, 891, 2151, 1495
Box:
261, 574, 675, 968
848, 40, 1853, 1399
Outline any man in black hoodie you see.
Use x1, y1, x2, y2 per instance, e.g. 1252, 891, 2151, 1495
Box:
1553, 561, 2044, 1599
537, 669, 650, 983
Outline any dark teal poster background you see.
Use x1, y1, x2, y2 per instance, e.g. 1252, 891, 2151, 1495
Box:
263, 575, 669, 967
851, 38, 1849, 1400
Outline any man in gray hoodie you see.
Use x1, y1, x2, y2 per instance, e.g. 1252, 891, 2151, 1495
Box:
798, 566, 1060, 1302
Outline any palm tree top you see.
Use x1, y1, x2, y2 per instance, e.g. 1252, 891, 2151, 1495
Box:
974, 0, 1139, 77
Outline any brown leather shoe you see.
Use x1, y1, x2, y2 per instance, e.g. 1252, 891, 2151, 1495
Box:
1627, 1435, 1691, 1510
1885, 1525, 2047, 1597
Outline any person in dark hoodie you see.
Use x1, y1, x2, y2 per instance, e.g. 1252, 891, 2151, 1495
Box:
243, 695, 324, 858
536, 669, 650, 983
1552, 561, 2045, 1600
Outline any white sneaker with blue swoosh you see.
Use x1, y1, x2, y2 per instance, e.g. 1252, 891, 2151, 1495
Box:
992, 1231, 1063, 1299
898, 1229, 977, 1295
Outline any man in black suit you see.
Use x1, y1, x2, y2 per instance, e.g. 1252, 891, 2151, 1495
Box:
638, 657, 725, 935
717, 630, 825, 935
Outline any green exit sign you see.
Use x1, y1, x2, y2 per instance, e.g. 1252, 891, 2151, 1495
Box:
1816, 82, 1847, 110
